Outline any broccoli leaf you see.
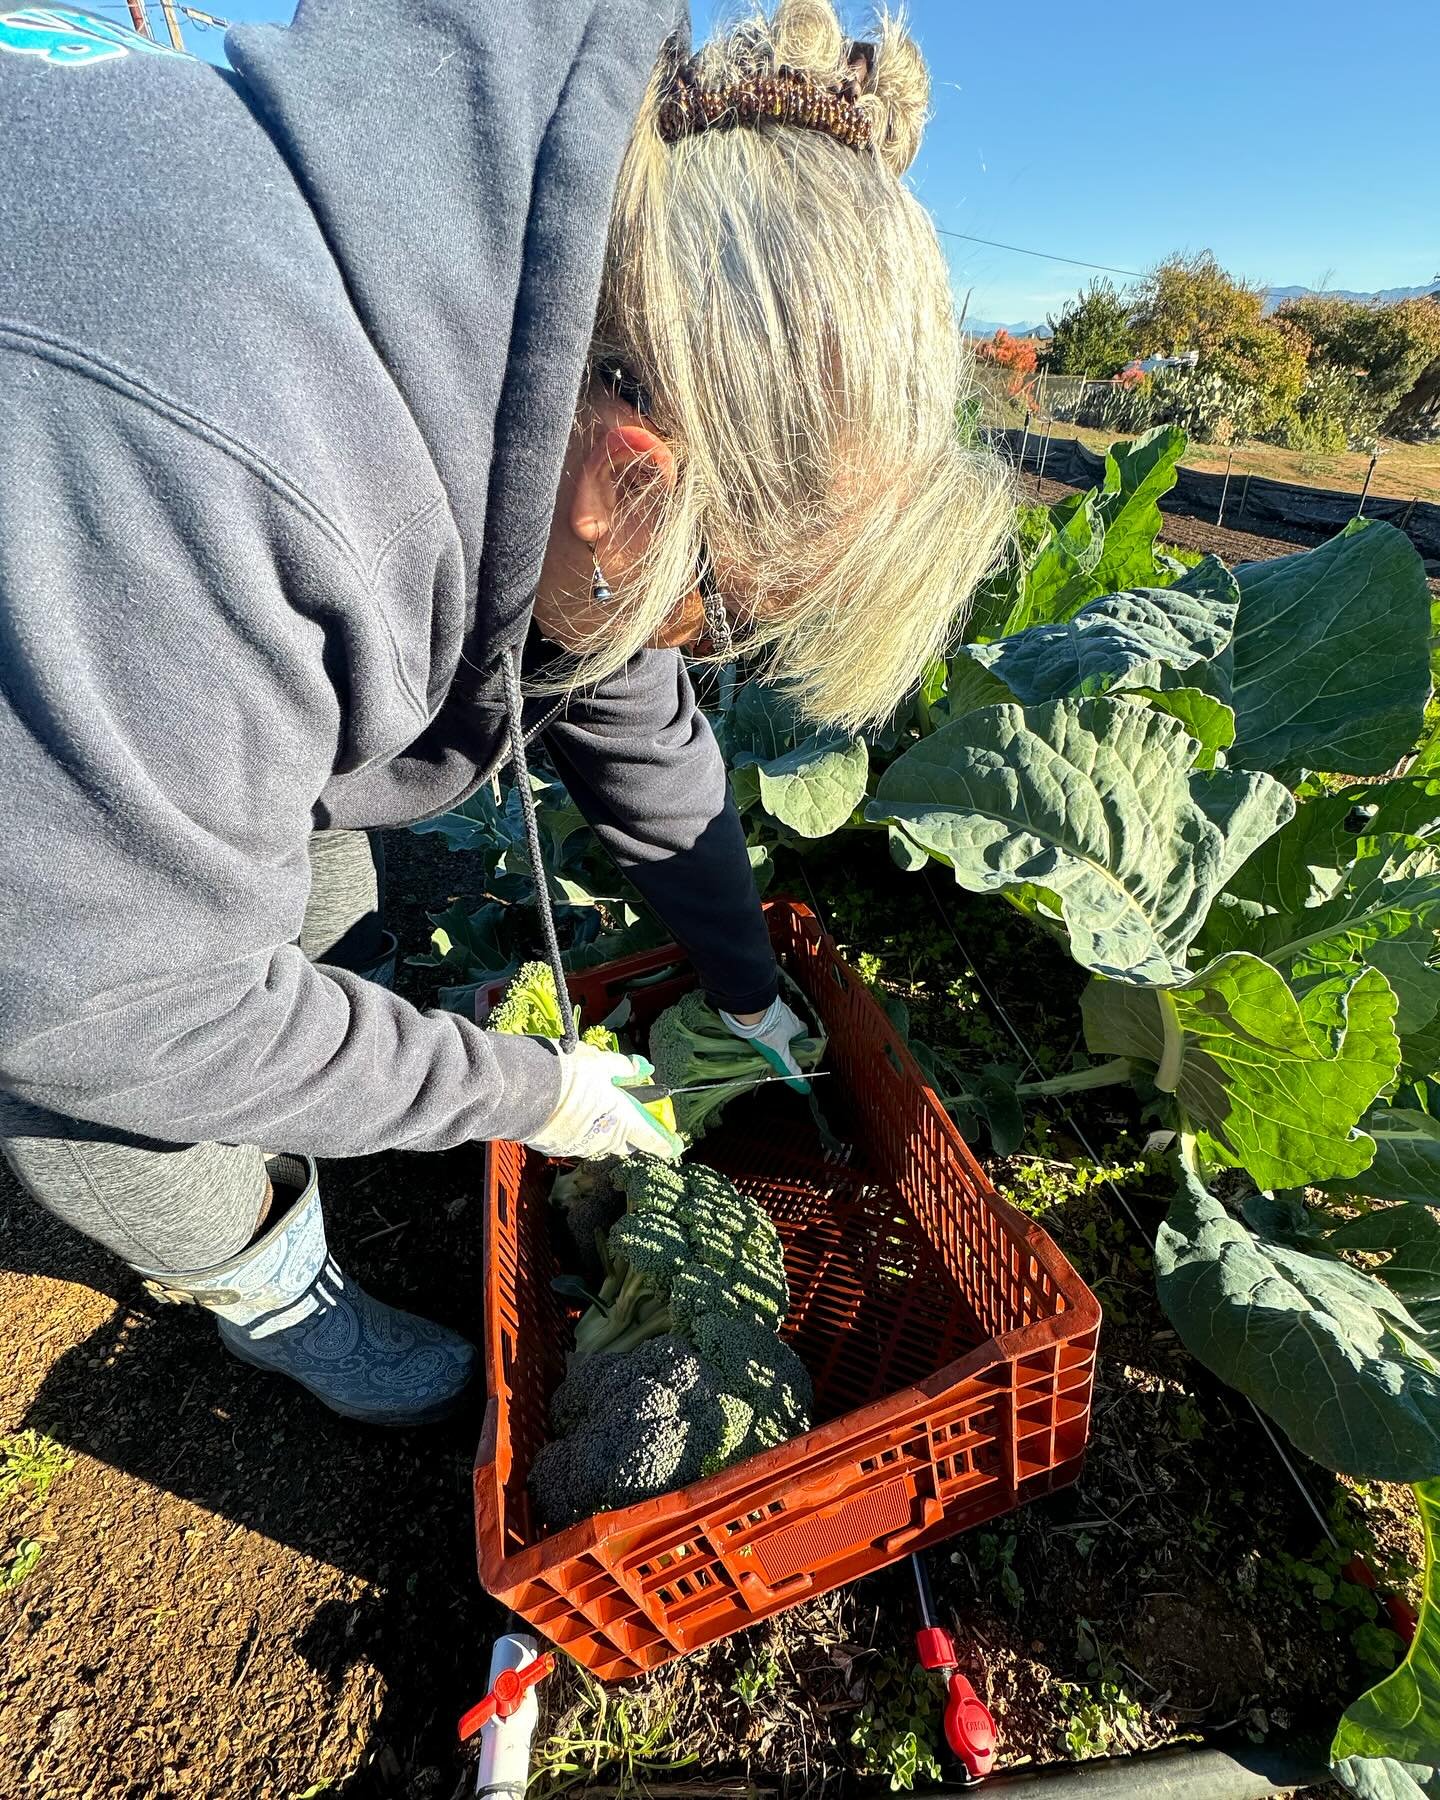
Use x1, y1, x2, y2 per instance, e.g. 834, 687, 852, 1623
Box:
1333, 1108, 1440, 1207
1089, 425, 1188, 595
1126, 686, 1236, 770
1228, 521, 1433, 777
934, 649, 1018, 719
744, 734, 869, 839
1206, 843, 1440, 967
409, 899, 516, 979
1331, 1479, 1440, 1800
1082, 956, 1400, 1188
996, 491, 1105, 637
1154, 1166, 1440, 1481
1323, 1205, 1440, 1336
720, 681, 869, 839
966, 574, 1237, 706
869, 697, 1294, 985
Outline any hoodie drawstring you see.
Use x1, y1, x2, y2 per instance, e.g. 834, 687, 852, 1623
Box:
503, 643, 579, 1052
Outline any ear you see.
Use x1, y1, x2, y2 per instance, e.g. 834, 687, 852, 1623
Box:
569, 424, 677, 571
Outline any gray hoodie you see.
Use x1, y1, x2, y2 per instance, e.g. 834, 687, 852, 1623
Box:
0, 0, 776, 1157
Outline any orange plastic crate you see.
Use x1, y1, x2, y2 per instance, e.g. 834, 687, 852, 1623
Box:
474, 899, 1100, 1681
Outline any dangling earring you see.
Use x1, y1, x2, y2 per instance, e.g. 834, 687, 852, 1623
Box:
590, 547, 614, 605
701, 583, 734, 658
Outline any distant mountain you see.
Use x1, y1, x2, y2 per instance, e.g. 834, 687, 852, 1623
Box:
1263, 282, 1440, 311
964, 318, 1054, 340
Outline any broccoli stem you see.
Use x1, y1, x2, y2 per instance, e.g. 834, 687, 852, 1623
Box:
603, 1308, 673, 1358
571, 1265, 653, 1358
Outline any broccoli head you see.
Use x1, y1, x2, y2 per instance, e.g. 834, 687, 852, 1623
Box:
647, 988, 825, 1142
569, 1158, 790, 1360
487, 960, 619, 1051
549, 1160, 624, 1279
689, 1311, 814, 1454
533, 1165, 816, 1531
529, 1335, 736, 1529
488, 960, 567, 1037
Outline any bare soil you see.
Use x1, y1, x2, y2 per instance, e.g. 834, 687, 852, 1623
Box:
0, 833, 1423, 1798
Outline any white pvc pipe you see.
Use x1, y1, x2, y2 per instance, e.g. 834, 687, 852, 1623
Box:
475, 1633, 545, 1798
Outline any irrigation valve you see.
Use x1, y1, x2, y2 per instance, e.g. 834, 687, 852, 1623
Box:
915, 1626, 997, 1784
457, 1651, 554, 1744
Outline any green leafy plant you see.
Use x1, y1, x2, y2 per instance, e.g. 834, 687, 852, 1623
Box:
408, 768, 661, 1004
849, 1652, 945, 1792
1330, 1480, 1439, 1799
733, 1646, 781, 1709
705, 423, 1438, 1796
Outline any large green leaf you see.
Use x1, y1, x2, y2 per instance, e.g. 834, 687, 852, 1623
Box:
1228, 521, 1432, 776
1154, 1168, 1440, 1481
869, 698, 1294, 985
1127, 687, 1236, 770
1332, 1478, 1440, 1799
1224, 777, 1440, 915
966, 575, 1237, 706
720, 679, 870, 839
744, 734, 869, 839
1090, 425, 1187, 594
1083, 956, 1400, 1187
1339, 1108, 1440, 1206
1325, 1205, 1440, 1335
1209, 847, 1440, 1008
1004, 491, 1105, 634
933, 650, 1018, 722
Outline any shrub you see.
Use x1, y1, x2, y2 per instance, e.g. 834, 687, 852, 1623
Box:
1046, 279, 1137, 377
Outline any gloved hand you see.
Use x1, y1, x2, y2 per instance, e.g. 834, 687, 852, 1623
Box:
719, 996, 811, 1091
525, 1044, 684, 1162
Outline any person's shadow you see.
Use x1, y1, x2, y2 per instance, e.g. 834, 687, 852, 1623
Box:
0, 1150, 502, 1797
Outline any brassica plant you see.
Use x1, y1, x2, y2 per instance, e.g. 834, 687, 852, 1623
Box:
717, 427, 1440, 1797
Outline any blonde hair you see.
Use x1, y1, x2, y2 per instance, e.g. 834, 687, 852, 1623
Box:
558, 0, 1012, 732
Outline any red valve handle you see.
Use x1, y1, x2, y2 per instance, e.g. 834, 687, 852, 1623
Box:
458, 1651, 555, 1744
914, 1628, 997, 1782
943, 1671, 997, 1782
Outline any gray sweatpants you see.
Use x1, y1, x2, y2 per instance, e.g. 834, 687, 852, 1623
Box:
0, 829, 386, 1276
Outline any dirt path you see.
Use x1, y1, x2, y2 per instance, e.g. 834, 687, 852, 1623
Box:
0, 828, 509, 1799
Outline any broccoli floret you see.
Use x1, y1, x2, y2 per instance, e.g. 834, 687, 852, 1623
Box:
647, 989, 825, 1142
549, 1161, 624, 1279
488, 960, 567, 1037
488, 960, 619, 1051
529, 1336, 735, 1529
689, 1312, 814, 1455
569, 1159, 789, 1360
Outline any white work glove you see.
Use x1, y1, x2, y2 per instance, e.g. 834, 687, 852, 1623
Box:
525, 1044, 683, 1162
719, 996, 810, 1091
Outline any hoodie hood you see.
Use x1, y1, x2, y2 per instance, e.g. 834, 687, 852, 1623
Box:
227, 0, 682, 655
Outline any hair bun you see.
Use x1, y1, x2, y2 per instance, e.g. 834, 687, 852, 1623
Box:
858, 17, 929, 175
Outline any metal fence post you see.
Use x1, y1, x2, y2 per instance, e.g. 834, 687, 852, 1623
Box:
1356, 452, 1379, 518
1035, 421, 1053, 496
1017, 410, 1032, 476
1236, 472, 1253, 522
1217, 448, 1236, 528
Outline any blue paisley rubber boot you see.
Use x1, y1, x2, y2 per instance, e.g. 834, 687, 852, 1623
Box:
137, 1154, 475, 1427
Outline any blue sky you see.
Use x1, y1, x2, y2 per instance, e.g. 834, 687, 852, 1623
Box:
151, 0, 1438, 325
